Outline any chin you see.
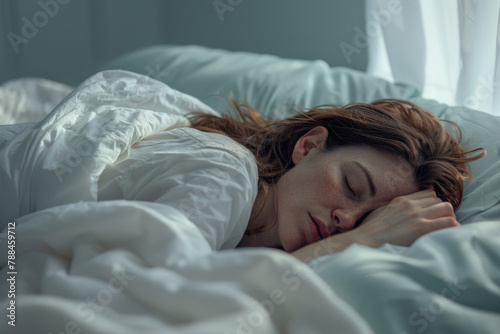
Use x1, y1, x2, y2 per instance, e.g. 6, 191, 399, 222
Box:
278, 226, 305, 253
280, 240, 301, 253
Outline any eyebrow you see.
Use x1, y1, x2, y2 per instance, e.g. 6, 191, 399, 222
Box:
355, 162, 376, 197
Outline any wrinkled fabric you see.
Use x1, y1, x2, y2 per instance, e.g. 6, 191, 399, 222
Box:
0, 70, 373, 334
98, 126, 258, 250
0, 77, 73, 124
312, 221, 500, 334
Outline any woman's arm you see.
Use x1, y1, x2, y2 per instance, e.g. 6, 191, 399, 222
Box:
292, 190, 459, 263
291, 229, 365, 263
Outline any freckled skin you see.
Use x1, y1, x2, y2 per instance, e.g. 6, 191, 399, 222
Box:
274, 142, 418, 252
239, 126, 419, 252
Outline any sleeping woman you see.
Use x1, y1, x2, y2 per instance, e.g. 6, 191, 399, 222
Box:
0, 72, 485, 263
187, 98, 485, 261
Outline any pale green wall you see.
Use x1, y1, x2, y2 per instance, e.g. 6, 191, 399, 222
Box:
1, 0, 367, 85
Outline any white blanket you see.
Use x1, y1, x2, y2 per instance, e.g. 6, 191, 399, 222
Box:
0, 71, 372, 333
1, 70, 499, 334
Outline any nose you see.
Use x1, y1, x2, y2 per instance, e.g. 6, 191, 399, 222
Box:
332, 209, 359, 233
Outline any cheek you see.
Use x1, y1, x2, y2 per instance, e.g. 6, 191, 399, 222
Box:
274, 170, 311, 248
277, 167, 340, 217
278, 151, 342, 203
311, 167, 341, 205
277, 167, 310, 199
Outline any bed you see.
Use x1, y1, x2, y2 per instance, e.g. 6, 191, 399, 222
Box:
1, 45, 499, 334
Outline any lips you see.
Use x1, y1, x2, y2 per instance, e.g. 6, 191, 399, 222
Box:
309, 213, 329, 240
308, 213, 330, 243
308, 214, 321, 243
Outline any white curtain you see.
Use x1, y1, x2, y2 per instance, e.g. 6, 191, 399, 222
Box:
365, 0, 500, 116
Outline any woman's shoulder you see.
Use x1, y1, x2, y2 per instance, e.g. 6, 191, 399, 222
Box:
99, 125, 259, 250
124, 125, 258, 188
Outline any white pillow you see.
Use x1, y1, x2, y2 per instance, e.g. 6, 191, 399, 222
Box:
0, 78, 73, 124
104, 45, 500, 224
102, 44, 419, 119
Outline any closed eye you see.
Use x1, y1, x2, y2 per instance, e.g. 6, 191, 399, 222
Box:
344, 175, 356, 198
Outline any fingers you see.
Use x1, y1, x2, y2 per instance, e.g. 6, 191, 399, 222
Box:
389, 190, 441, 212
407, 189, 456, 220
355, 189, 460, 248
412, 196, 443, 209
393, 189, 459, 233
416, 198, 459, 235
396, 189, 453, 212
422, 201, 456, 220
403, 189, 437, 200
420, 216, 460, 235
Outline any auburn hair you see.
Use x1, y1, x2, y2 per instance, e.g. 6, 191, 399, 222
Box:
188, 98, 485, 215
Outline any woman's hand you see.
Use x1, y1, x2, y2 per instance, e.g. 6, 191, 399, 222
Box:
352, 189, 459, 248
292, 189, 459, 262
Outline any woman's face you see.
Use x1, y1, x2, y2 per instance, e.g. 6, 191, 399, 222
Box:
274, 126, 418, 252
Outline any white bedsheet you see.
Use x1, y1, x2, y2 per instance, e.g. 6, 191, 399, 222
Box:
0, 70, 372, 334
312, 220, 500, 333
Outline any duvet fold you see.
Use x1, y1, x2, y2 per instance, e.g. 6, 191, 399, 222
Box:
0, 71, 373, 334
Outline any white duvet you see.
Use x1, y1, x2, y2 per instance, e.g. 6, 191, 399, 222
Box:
0, 70, 499, 334
0, 71, 372, 334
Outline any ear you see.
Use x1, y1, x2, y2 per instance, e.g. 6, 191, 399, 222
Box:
292, 126, 329, 164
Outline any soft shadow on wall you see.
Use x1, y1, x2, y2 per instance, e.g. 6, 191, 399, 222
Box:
1, 0, 367, 86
